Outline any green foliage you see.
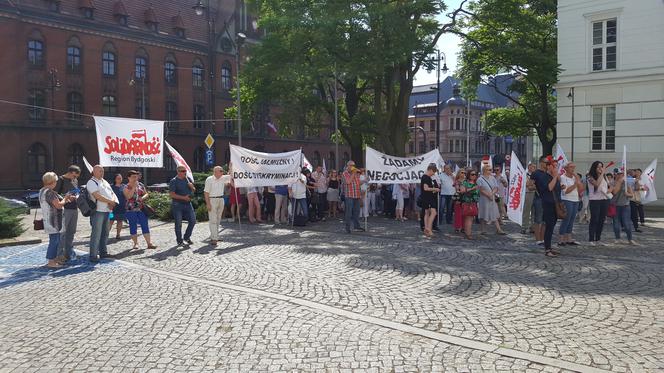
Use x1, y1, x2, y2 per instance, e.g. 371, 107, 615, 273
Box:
457, 0, 558, 155
0, 199, 26, 239
145, 172, 213, 223
144, 192, 173, 222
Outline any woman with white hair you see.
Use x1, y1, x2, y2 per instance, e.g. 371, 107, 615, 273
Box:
39, 172, 74, 268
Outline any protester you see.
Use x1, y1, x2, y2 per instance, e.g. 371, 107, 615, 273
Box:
54, 165, 81, 262
87, 165, 119, 262
631, 168, 646, 231
204, 166, 231, 244
494, 165, 508, 220
109, 173, 126, 240
341, 161, 364, 233
289, 168, 309, 223
263, 186, 276, 222
274, 185, 289, 224
312, 165, 328, 221
169, 166, 196, 246
326, 170, 340, 218
420, 164, 440, 238
478, 165, 507, 235
521, 163, 536, 235
123, 170, 155, 250
393, 183, 406, 222
229, 184, 244, 223
579, 173, 590, 223
40, 172, 74, 268
530, 158, 546, 245
558, 163, 583, 246
611, 171, 638, 245
439, 165, 455, 225
460, 170, 480, 239
366, 183, 377, 217
453, 169, 466, 233
532, 156, 561, 257
246, 186, 263, 223
587, 161, 612, 246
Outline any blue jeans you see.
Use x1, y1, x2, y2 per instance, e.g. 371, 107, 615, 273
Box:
558, 200, 579, 235
172, 202, 196, 242
47, 233, 60, 260
292, 198, 308, 221
89, 211, 110, 258
613, 205, 632, 241
344, 197, 361, 231
126, 211, 150, 235
440, 195, 454, 224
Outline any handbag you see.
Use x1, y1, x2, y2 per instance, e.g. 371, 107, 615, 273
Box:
552, 193, 567, 220
607, 203, 617, 218
142, 203, 155, 217
33, 208, 44, 231
462, 202, 478, 217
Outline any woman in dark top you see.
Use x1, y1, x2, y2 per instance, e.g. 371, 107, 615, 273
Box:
327, 170, 340, 218
109, 173, 126, 239
420, 163, 440, 237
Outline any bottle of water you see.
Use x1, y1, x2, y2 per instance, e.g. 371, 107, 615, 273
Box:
109, 211, 114, 220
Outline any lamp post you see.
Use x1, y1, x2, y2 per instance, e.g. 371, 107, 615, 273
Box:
235, 32, 246, 146
410, 125, 427, 156
47, 68, 61, 169
193, 0, 217, 126
567, 87, 575, 161
129, 72, 147, 183
428, 50, 448, 153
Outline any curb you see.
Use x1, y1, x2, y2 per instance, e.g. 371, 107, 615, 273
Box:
0, 238, 42, 248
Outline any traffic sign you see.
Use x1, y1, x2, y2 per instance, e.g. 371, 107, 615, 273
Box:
204, 134, 215, 149
205, 149, 214, 166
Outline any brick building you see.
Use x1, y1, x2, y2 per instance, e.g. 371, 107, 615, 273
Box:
0, 0, 344, 193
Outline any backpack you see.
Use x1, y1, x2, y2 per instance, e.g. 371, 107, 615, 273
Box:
77, 180, 98, 217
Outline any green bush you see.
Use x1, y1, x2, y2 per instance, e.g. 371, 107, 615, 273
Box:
144, 191, 209, 222
0, 199, 26, 239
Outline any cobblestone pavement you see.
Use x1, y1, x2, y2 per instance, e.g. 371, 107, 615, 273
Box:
2, 213, 664, 372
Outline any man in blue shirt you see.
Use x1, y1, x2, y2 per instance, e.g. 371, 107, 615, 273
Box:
531, 156, 561, 257
169, 166, 196, 245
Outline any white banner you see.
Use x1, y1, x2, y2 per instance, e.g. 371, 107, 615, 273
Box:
641, 159, 658, 204
94, 116, 164, 168
165, 141, 194, 182
230, 144, 302, 187
507, 151, 527, 226
365, 146, 444, 184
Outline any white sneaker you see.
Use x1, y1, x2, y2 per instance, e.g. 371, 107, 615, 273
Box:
598, 241, 609, 247
629, 240, 641, 246
536, 240, 544, 245
613, 239, 622, 245
588, 241, 596, 247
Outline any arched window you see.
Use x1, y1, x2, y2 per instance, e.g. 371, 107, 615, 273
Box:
102, 44, 117, 77
164, 153, 177, 171
221, 63, 232, 90
68, 143, 85, 166
28, 89, 46, 120
67, 92, 83, 121
329, 151, 336, 170
135, 57, 147, 80
102, 95, 117, 116
164, 54, 177, 85
193, 146, 206, 172
192, 59, 204, 88
313, 151, 321, 167
27, 143, 47, 174
166, 101, 178, 121
28, 40, 44, 67
193, 104, 205, 129
66, 36, 82, 74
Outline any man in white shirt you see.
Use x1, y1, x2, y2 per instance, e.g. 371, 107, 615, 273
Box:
204, 166, 232, 245
87, 165, 119, 262
311, 165, 328, 220
289, 169, 309, 222
439, 165, 456, 224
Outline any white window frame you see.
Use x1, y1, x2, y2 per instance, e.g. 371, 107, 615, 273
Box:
585, 8, 621, 73
591, 18, 617, 71
590, 106, 616, 152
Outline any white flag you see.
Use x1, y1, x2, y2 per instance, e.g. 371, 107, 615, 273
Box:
640, 159, 658, 204
322, 158, 327, 175
555, 144, 568, 175
82, 156, 93, 173
506, 151, 527, 226
302, 154, 313, 172
165, 141, 194, 182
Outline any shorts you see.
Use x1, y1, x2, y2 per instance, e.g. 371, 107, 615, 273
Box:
533, 197, 543, 225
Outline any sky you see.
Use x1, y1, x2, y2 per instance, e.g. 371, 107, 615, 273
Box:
413, 0, 465, 86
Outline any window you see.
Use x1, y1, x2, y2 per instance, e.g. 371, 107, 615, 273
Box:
27, 143, 47, 174
429, 141, 435, 151
313, 151, 321, 166
193, 105, 205, 129
192, 65, 204, 88
455, 118, 461, 130
194, 147, 206, 172
165, 62, 176, 85
102, 51, 116, 77
429, 120, 435, 132
28, 89, 46, 120
175, 28, 185, 38
419, 120, 424, 128
592, 19, 617, 71
28, 40, 44, 67
67, 92, 83, 121
166, 101, 178, 121
455, 140, 460, 153
224, 119, 235, 135
83, 8, 94, 19
135, 98, 149, 119
147, 22, 158, 32
135, 57, 147, 79
102, 96, 117, 116
165, 154, 177, 171
449, 117, 454, 130
118, 15, 128, 26
67, 47, 81, 73
329, 151, 336, 169
68, 144, 85, 166
408, 142, 414, 154
449, 140, 454, 153
591, 106, 616, 151
419, 141, 425, 153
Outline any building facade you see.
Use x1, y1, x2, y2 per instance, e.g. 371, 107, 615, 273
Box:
0, 0, 343, 193
407, 76, 531, 169
557, 0, 664, 204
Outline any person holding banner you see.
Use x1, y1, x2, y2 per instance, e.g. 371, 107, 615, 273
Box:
204, 166, 231, 244
420, 164, 441, 238
169, 166, 197, 246
341, 161, 364, 233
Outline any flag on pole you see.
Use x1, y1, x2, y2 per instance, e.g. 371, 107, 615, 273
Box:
506, 151, 527, 225
555, 144, 569, 175
641, 159, 658, 204
82, 156, 94, 173
165, 141, 194, 182
266, 121, 278, 134
322, 158, 327, 175
302, 154, 313, 172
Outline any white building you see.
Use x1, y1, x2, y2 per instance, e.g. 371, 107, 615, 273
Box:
557, 0, 664, 204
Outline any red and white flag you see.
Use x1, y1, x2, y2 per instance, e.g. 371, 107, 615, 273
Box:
266, 121, 278, 134
507, 151, 527, 226
165, 141, 193, 182
641, 159, 658, 204
82, 156, 94, 173
555, 144, 568, 175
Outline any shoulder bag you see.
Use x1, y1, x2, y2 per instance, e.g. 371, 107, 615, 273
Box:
33, 207, 44, 231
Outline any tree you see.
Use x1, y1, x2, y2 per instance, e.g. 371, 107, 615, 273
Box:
457, 0, 559, 156
238, 0, 466, 163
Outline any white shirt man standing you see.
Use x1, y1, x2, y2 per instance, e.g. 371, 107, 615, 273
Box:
204, 166, 232, 245
439, 165, 456, 224
87, 165, 119, 262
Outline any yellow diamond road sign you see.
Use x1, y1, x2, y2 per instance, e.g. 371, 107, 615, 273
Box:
204, 134, 215, 149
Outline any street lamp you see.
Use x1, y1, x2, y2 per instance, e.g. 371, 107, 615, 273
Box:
193, 0, 218, 134
410, 125, 427, 156
235, 32, 246, 147
427, 50, 449, 153
47, 68, 61, 169
129, 72, 147, 183
567, 87, 575, 161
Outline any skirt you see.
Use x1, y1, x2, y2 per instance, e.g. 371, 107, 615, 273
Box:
327, 188, 340, 202
479, 195, 500, 222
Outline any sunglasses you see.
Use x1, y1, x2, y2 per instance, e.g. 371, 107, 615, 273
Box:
469, 173, 477, 176
177, 170, 187, 173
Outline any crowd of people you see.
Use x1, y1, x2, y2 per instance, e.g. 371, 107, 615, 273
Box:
36, 156, 651, 267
